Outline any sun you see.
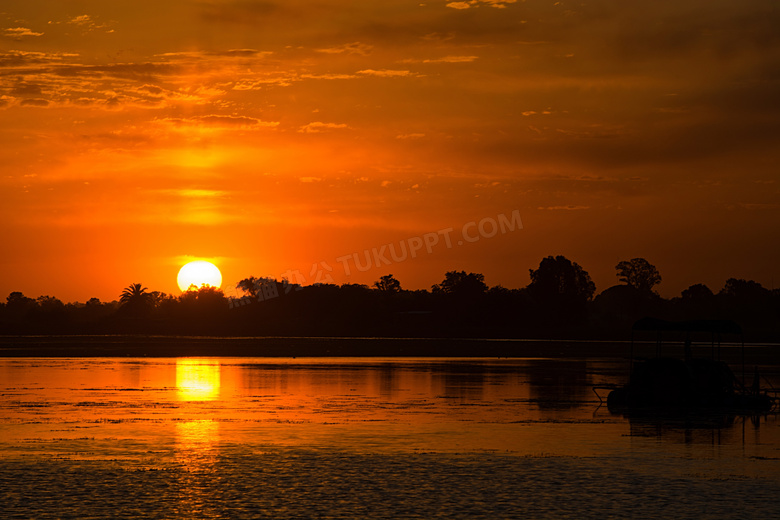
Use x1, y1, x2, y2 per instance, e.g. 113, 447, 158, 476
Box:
177, 261, 222, 291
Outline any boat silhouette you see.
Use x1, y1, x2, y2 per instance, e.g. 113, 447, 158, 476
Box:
598, 318, 775, 414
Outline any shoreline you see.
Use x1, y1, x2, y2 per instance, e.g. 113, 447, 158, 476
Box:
0, 335, 777, 363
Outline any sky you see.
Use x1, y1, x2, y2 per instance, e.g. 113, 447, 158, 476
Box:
1, 0, 779, 303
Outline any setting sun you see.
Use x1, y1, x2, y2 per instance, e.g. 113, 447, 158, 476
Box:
177, 261, 223, 292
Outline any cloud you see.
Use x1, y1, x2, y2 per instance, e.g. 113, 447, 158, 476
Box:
431, 55, 479, 63
400, 55, 478, 64
0, 68, 225, 110
20, 98, 50, 107
137, 84, 164, 96
156, 49, 273, 60
0, 46, 280, 110
537, 205, 591, 211
216, 49, 271, 57
54, 14, 114, 33
158, 115, 279, 129
396, 133, 426, 139
446, 0, 517, 9
480, 0, 517, 7
11, 82, 43, 96
68, 15, 95, 26
232, 67, 400, 92
315, 42, 373, 56
232, 76, 296, 89
298, 122, 350, 133
0, 50, 80, 67
422, 32, 456, 42
357, 69, 414, 77
3, 27, 44, 39
521, 110, 551, 116
103, 84, 226, 108
196, 115, 278, 127
48, 62, 182, 83
300, 73, 356, 80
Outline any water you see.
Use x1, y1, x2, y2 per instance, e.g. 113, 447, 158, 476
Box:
1, 356, 779, 518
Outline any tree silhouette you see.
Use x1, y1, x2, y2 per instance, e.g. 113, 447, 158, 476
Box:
615, 258, 661, 293
374, 274, 402, 293
719, 278, 769, 300
32, 296, 66, 325
36, 295, 64, 310
119, 283, 152, 318
179, 285, 227, 307
4, 292, 37, 322
236, 277, 260, 299
120, 283, 150, 305
528, 256, 595, 313
3, 258, 780, 340
6, 291, 35, 307
681, 283, 713, 300
236, 276, 280, 300
432, 271, 488, 297
677, 283, 716, 320
147, 291, 171, 309
716, 278, 774, 334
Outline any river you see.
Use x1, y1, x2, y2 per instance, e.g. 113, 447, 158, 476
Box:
1, 355, 779, 518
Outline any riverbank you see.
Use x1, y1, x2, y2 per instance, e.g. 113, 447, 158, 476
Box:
1, 335, 778, 363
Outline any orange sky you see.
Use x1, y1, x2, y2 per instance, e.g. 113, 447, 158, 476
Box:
1, 1, 779, 302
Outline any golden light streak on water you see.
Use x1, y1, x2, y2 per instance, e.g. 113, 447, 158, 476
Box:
176, 359, 221, 401
176, 420, 219, 464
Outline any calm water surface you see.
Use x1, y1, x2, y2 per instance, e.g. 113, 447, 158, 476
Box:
1, 355, 779, 518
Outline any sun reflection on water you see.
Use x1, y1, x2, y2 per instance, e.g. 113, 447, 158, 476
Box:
176, 359, 221, 401
175, 359, 222, 490
176, 419, 219, 463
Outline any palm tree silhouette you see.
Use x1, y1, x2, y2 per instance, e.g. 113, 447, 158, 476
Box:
120, 283, 150, 306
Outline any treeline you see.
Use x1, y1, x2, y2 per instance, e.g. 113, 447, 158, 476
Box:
1, 256, 779, 341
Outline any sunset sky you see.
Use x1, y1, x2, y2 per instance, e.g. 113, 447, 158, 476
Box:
2, 0, 779, 302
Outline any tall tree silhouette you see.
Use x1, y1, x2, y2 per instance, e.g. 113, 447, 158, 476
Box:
615, 258, 661, 293
681, 283, 713, 300
120, 283, 149, 304
432, 271, 487, 297
236, 276, 279, 301
430, 271, 489, 334
528, 255, 595, 313
717, 278, 774, 334
678, 283, 716, 320
374, 274, 402, 293
236, 276, 260, 299
719, 278, 769, 300
119, 283, 152, 317
4, 292, 37, 322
